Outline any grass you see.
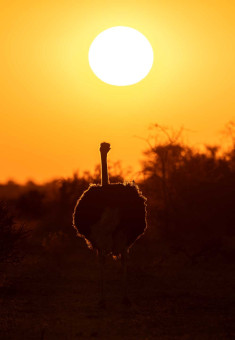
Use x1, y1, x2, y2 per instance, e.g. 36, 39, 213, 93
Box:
0, 242, 234, 339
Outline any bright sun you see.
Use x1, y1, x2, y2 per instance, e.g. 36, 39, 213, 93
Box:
88, 26, 154, 86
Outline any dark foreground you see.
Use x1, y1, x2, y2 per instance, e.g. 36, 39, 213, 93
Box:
0, 243, 234, 340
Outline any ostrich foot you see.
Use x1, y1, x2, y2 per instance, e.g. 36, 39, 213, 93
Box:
122, 296, 132, 307
98, 298, 106, 309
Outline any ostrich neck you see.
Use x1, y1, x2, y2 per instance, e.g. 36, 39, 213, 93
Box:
100, 152, 109, 186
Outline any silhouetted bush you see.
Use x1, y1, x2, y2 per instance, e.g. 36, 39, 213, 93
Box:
0, 202, 27, 266
16, 189, 45, 219
141, 124, 235, 263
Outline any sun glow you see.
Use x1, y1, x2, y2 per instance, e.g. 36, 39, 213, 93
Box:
0, 0, 234, 182
88, 26, 154, 86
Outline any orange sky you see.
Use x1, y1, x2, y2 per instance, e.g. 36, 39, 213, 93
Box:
0, 0, 234, 183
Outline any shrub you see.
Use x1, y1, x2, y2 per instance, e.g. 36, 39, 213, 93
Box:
0, 202, 27, 265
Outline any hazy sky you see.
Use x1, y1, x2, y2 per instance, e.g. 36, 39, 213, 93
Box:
0, 0, 234, 182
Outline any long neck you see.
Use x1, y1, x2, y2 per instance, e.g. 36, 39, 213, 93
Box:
100, 152, 109, 186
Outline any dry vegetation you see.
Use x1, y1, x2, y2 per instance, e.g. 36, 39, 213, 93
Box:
0, 124, 235, 339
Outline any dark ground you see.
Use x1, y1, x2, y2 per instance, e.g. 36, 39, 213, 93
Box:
0, 239, 234, 340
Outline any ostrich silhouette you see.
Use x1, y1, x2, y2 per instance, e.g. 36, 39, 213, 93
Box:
73, 142, 147, 306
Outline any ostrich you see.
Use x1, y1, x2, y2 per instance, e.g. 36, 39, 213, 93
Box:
73, 142, 147, 305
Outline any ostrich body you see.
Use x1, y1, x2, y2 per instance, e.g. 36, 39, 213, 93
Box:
73, 142, 147, 304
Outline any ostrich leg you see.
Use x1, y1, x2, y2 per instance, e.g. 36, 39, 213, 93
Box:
98, 250, 106, 308
121, 250, 131, 306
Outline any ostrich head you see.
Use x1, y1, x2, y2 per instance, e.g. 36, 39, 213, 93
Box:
100, 142, 111, 186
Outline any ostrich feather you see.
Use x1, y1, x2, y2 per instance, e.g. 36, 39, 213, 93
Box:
73, 183, 147, 256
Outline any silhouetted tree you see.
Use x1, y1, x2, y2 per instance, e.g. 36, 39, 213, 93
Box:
141, 123, 235, 263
